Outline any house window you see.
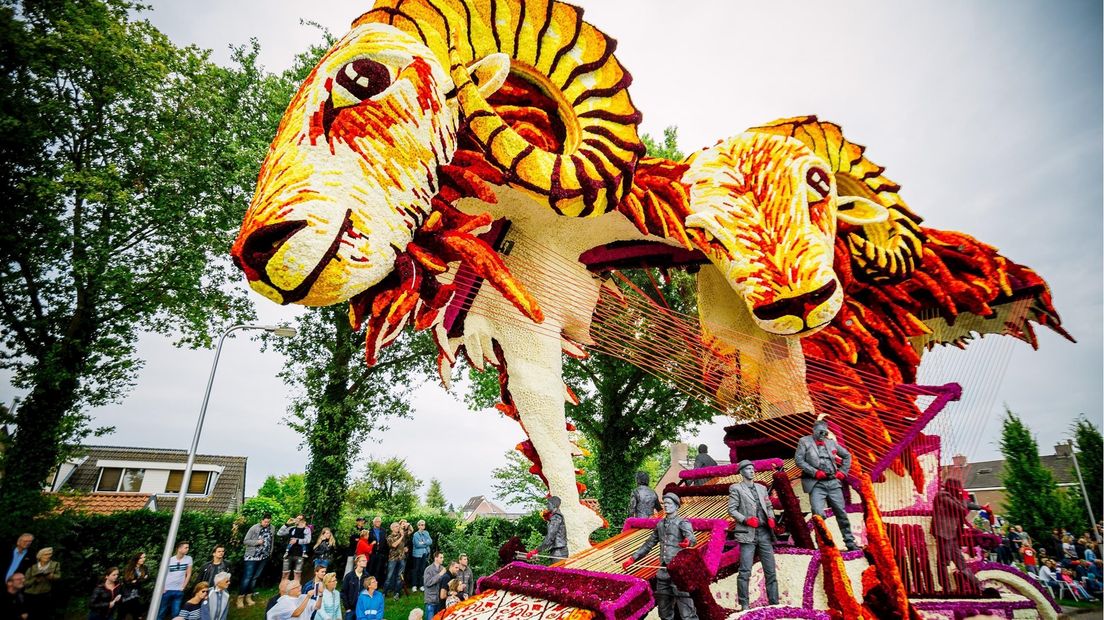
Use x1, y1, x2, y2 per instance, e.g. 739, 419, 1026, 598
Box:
165, 470, 211, 495
95, 467, 145, 492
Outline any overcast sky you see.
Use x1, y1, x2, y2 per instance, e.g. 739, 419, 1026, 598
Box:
3, 1, 1100, 510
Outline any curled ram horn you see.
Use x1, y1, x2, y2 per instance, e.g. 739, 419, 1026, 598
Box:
448, 45, 646, 218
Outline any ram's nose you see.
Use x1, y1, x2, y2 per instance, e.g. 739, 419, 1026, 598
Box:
752, 279, 838, 323
231, 220, 308, 281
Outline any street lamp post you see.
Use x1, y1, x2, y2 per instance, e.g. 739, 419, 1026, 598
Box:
1067, 439, 1101, 543
147, 324, 296, 620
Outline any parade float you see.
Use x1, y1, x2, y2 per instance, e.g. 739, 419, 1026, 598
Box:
230, 1, 1072, 617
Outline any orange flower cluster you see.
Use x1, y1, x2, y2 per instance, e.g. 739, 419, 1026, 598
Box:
811, 516, 868, 620
856, 473, 918, 619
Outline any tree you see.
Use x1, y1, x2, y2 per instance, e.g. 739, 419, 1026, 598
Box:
490, 450, 548, 510
0, 0, 290, 527
256, 473, 306, 517
1000, 410, 1084, 542
1072, 417, 1102, 524
425, 479, 447, 513
346, 457, 423, 517
272, 305, 437, 529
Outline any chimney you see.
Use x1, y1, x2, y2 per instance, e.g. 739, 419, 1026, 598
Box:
1054, 442, 1073, 457
671, 442, 689, 468
952, 454, 967, 467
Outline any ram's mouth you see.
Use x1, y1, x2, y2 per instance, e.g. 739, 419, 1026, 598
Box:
233, 209, 354, 305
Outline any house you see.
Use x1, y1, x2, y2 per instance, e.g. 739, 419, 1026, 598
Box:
49, 445, 247, 514
461, 495, 527, 522
941, 443, 1082, 513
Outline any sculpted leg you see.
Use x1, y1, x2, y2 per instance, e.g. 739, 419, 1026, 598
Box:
496, 326, 602, 554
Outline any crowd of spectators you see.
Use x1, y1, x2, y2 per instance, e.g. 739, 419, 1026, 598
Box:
987, 520, 1103, 602
0, 510, 479, 620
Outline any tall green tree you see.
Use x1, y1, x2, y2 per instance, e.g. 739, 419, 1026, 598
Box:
0, 0, 288, 527
490, 449, 547, 510
424, 478, 447, 513
1000, 410, 1083, 542
1072, 417, 1102, 525
272, 306, 437, 529
346, 457, 423, 517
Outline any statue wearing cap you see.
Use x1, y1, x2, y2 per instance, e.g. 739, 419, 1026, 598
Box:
628, 471, 661, 520
727, 460, 779, 609
622, 493, 698, 620
794, 420, 858, 551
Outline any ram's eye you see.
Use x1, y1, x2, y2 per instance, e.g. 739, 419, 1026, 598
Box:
806, 167, 831, 201
333, 59, 392, 106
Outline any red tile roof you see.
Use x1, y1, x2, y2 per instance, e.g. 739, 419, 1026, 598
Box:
54, 492, 155, 515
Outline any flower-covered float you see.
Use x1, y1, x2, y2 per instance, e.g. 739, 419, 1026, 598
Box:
230, 0, 1072, 618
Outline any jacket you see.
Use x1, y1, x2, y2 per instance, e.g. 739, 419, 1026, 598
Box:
794, 435, 851, 493
0, 546, 33, 582
456, 565, 474, 597
538, 510, 567, 553
727, 481, 776, 544
628, 485, 660, 519
197, 560, 231, 588
341, 570, 366, 611
243, 523, 274, 560
88, 583, 119, 620
412, 531, 433, 558
386, 523, 414, 562
201, 589, 231, 620
632, 514, 696, 565
423, 565, 446, 604
355, 590, 385, 620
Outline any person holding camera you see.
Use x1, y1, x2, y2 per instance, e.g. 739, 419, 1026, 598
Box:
384, 520, 413, 599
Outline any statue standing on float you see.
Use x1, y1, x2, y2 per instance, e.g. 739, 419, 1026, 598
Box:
795, 420, 859, 551
727, 460, 779, 609
932, 478, 983, 591
527, 496, 568, 561
622, 493, 698, 620
628, 471, 660, 519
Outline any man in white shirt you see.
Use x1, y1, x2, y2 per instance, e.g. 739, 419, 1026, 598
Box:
1036, 559, 1061, 596
201, 572, 231, 620
159, 541, 193, 620
266, 580, 311, 620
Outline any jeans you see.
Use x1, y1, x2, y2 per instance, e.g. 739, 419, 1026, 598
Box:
239, 558, 266, 595
809, 479, 856, 548
412, 555, 428, 588
158, 590, 184, 620
425, 603, 438, 618
385, 559, 406, 594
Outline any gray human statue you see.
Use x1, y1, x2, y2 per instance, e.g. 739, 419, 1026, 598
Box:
628, 471, 660, 519
727, 459, 779, 609
527, 496, 568, 560
794, 420, 859, 551
622, 493, 698, 620
691, 444, 718, 486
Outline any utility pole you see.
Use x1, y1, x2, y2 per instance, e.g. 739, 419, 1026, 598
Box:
1067, 439, 1100, 543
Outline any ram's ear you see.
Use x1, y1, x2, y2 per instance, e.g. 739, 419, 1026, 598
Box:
467, 53, 510, 98
836, 196, 889, 225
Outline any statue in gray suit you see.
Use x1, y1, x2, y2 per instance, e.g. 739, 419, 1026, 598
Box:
727, 460, 779, 609
622, 493, 698, 620
628, 471, 660, 519
794, 420, 858, 551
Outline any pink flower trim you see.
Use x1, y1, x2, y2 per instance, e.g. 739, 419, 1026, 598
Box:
621, 518, 729, 575
734, 608, 831, 620
869, 383, 961, 480
476, 562, 654, 620
679, 458, 785, 481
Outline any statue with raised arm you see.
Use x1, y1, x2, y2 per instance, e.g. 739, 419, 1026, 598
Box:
628, 471, 661, 520
727, 459, 779, 609
795, 420, 858, 551
932, 477, 983, 591
622, 493, 698, 620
